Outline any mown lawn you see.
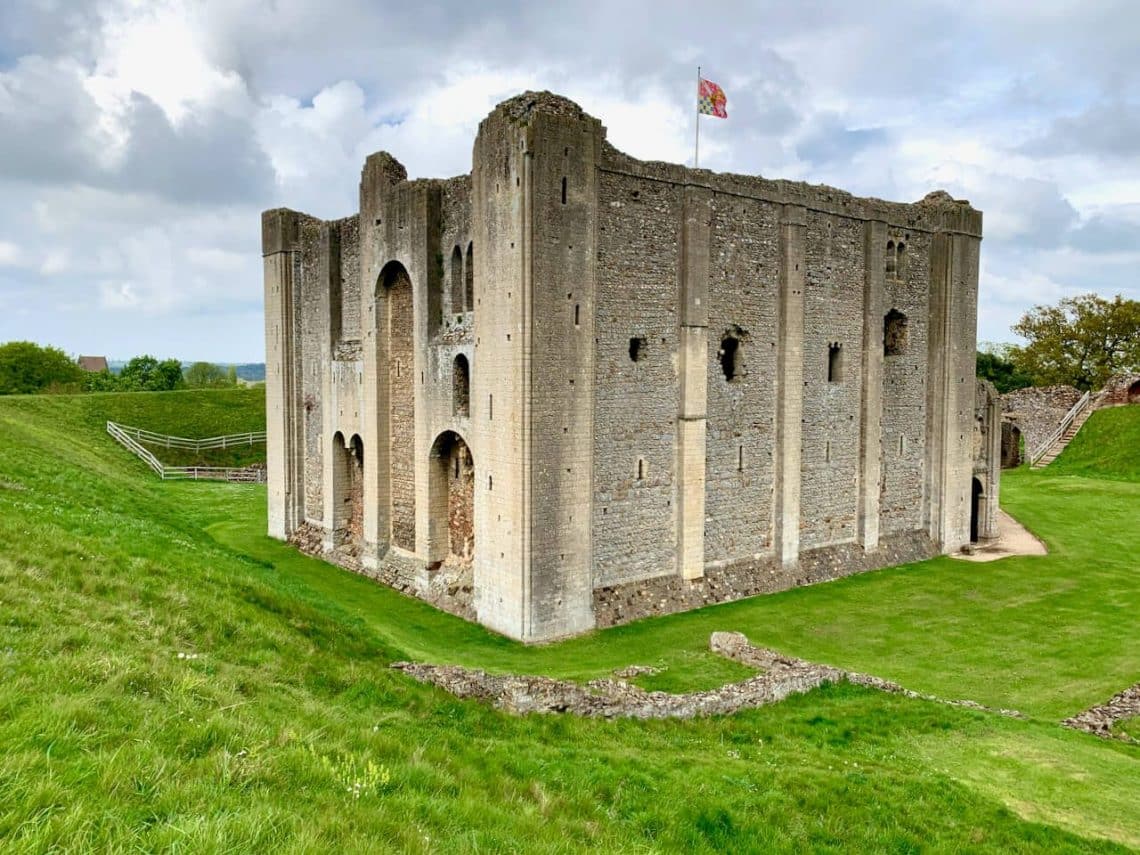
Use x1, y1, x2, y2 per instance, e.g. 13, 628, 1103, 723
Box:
0, 390, 1136, 852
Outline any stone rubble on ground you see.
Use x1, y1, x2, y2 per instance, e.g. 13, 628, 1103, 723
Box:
392, 631, 1024, 720
1063, 682, 1140, 743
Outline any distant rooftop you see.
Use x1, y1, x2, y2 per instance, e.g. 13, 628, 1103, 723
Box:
77, 355, 108, 373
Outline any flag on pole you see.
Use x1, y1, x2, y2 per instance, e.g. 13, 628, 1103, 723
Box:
698, 77, 727, 118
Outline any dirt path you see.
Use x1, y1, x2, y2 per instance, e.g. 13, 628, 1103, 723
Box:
952, 509, 1048, 563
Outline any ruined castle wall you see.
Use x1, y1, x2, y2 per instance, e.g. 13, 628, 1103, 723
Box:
591, 172, 681, 586
298, 215, 327, 523
798, 210, 864, 549
470, 115, 527, 636
703, 194, 780, 563
1001, 385, 1082, 458
336, 215, 362, 346
439, 177, 472, 325
880, 229, 930, 536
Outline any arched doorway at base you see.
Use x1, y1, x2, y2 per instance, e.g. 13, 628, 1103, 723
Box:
428, 431, 474, 565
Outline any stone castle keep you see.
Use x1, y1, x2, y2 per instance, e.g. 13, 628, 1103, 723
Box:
263, 91, 999, 643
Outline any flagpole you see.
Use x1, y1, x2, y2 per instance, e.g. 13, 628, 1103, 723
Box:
694, 65, 701, 169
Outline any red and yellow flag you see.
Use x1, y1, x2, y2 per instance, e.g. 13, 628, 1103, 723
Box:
698, 77, 727, 118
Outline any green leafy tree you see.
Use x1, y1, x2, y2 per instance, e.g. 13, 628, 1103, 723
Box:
227, 365, 238, 386
184, 361, 229, 388
82, 370, 120, 392
118, 355, 187, 392
0, 341, 84, 394
976, 343, 1032, 393
1009, 294, 1140, 391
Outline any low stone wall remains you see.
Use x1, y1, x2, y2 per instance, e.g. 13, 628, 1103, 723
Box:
1063, 682, 1140, 743
392, 631, 1024, 720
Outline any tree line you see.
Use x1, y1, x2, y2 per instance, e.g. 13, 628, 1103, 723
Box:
977, 293, 1139, 393
0, 344, 243, 395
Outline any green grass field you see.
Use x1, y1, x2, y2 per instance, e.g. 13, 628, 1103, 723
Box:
0, 390, 1137, 852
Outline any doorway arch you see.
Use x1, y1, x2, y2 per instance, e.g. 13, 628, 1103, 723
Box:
428, 431, 474, 564
970, 477, 984, 543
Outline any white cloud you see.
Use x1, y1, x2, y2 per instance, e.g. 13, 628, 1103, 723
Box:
1, 0, 1138, 359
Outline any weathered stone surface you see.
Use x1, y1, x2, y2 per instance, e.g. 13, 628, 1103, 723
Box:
593, 533, 937, 627
264, 90, 995, 643
391, 631, 1023, 720
1001, 385, 1082, 459
1063, 682, 1140, 743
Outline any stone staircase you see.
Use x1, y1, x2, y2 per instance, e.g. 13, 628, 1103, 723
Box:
1030, 391, 1101, 468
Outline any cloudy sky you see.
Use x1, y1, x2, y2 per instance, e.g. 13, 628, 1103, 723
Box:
1, 0, 1137, 362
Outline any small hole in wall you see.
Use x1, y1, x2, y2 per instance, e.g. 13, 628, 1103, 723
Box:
488, 475, 493, 490
507, 333, 511, 341
516, 177, 520, 187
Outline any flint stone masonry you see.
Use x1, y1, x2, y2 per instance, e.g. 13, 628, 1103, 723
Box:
1100, 372, 1140, 407
391, 631, 1023, 720
1063, 682, 1140, 743
264, 90, 996, 643
1001, 385, 1082, 459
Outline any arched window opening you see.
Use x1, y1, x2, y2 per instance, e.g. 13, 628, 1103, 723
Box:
828, 342, 843, 383
453, 354, 470, 417
883, 309, 909, 356
628, 336, 646, 362
465, 242, 474, 311
896, 242, 907, 279
720, 335, 741, 382
885, 240, 896, 278
450, 245, 463, 316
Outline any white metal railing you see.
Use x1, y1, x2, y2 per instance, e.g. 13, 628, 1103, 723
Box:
1029, 391, 1092, 466
106, 421, 266, 483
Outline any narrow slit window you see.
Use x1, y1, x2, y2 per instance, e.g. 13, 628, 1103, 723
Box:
636, 458, 645, 480
828, 342, 843, 383
574, 303, 580, 326
628, 336, 646, 362
465, 243, 474, 310
488, 393, 493, 420
561, 176, 567, 204
825, 440, 831, 463
885, 240, 896, 278
738, 445, 744, 472
453, 354, 470, 417
719, 335, 740, 381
